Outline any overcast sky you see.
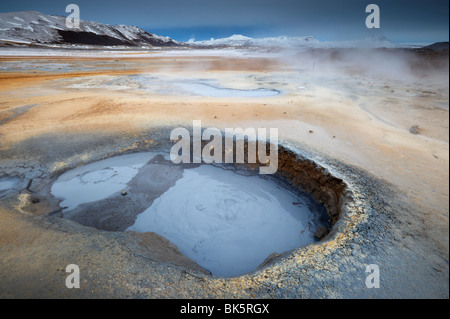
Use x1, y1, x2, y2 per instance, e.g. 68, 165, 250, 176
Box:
0, 0, 448, 42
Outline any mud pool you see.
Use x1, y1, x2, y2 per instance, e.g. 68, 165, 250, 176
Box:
51, 152, 327, 276
66, 74, 281, 98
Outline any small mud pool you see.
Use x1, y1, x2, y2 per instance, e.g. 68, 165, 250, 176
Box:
172, 82, 280, 97
51, 152, 328, 276
67, 74, 281, 98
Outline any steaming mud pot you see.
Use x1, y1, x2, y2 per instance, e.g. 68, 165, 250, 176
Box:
51, 152, 328, 276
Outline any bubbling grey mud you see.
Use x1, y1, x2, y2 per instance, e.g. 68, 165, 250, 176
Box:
0, 177, 21, 197
45, 131, 355, 277
51, 151, 329, 276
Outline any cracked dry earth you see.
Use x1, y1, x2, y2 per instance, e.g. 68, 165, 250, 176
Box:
0, 49, 448, 298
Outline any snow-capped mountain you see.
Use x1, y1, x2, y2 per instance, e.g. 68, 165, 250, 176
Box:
0, 11, 180, 47
191, 34, 319, 48
0, 11, 401, 49
319, 36, 397, 49
190, 34, 401, 49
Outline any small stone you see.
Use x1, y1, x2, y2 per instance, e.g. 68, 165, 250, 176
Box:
409, 125, 420, 135
258, 252, 279, 269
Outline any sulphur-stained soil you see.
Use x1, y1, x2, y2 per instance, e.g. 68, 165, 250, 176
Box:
0, 48, 448, 298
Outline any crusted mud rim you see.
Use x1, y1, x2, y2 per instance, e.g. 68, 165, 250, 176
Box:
8, 129, 366, 279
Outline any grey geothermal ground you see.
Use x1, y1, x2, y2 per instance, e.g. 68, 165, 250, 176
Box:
0, 48, 448, 298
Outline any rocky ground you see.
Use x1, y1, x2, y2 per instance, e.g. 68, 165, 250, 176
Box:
0, 48, 448, 298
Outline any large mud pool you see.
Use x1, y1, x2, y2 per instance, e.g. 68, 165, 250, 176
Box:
51, 151, 329, 276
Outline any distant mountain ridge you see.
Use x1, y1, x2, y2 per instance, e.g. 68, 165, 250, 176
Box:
422, 42, 449, 51
0, 12, 321, 49
190, 34, 320, 48
0, 11, 440, 50
0, 11, 180, 47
